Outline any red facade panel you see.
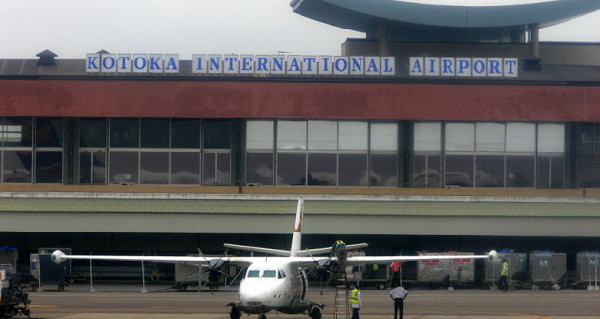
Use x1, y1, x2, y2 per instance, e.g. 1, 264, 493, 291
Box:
0, 79, 598, 121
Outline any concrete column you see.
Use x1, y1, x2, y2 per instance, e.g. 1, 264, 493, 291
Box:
376, 23, 389, 56
529, 23, 540, 58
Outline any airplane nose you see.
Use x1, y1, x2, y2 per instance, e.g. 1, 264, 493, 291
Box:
239, 281, 276, 306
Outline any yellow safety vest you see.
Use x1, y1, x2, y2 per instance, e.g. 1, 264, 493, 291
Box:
501, 262, 510, 276
349, 289, 359, 304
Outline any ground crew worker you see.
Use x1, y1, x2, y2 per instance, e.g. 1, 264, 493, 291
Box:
390, 284, 408, 319
499, 259, 510, 292
349, 284, 361, 319
331, 240, 348, 269
391, 261, 401, 282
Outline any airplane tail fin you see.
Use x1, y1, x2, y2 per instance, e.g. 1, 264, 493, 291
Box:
290, 197, 304, 257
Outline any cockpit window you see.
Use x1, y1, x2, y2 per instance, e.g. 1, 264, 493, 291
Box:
278, 270, 286, 279
262, 270, 277, 278
247, 270, 260, 278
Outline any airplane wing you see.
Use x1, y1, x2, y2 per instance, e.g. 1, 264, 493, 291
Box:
51, 250, 261, 267
345, 250, 498, 265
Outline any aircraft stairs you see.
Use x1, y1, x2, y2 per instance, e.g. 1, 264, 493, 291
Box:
332, 271, 350, 319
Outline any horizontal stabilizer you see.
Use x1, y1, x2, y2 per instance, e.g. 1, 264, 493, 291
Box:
295, 243, 369, 257
223, 243, 291, 257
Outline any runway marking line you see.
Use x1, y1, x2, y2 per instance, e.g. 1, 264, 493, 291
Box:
29, 305, 58, 308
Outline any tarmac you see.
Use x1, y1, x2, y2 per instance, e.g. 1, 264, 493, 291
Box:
24, 283, 600, 319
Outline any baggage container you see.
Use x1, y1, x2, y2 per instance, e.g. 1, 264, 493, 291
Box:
529, 252, 566, 285
417, 251, 475, 284
575, 252, 600, 289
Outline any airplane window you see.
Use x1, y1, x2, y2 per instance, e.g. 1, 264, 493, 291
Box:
278, 270, 286, 279
262, 270, 277, 278
247, 270, 260, 278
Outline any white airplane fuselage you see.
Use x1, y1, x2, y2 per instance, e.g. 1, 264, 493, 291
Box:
234, 260, 309, 314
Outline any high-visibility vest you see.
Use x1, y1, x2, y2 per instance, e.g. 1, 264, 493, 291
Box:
349, 289, 360, 304
501, 262, 510, 276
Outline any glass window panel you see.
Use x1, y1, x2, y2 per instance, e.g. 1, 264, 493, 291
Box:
204, 120, 231, 149
539, 156, 565, 189
413, 155, 442, 188
506, 123, 535, 152
580, 153, 600, 167
172, 119, 200, 149
79, 152, 92, 184
245, 153, 274, 186
277, 121, 306, 150
445, 155, 474, 187
246, 121, 274, 150
581, 124, 594, 153
579, 167, 600, 188
2, 150, 31, 183
35, 151, 62, 183
80, 119, 107, 148
476, 123, 505, 152
414, 122, 441, 152
92, 151, 107, 185
538, 124, 565, 153
550, 157, 565, 188
595, 124, 600, 153
307, 153, 336, 186
276, 153, 306, 185
3, 118, 33, 147
140, 152, 169, 184
445, 123, 474, 152
370, 153, 398, 187
110, 119, 139, 148
202, 153, 216, 186
370, 123, 398, 151
141, 119, 169, 149
308, 121, 337, 150
171, 152, 200, 184
338, 153, 368, 186
537, 156, 550, 189
339, 122, 368, 151
506, 156, 534, 187
475, 155, 504, 187
216, 153, 231, 186
35, 118, 63, 148
109, 151, 138, 184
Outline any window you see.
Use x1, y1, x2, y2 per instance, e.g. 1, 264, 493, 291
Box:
110, 118, 139, 148
251, 120, 398, 187
34, 118, 63, 183
141, 119, 169, 148
2, 118, 33, 183
414, 122, 565, 189
579, 123, 600, 187
370, 123, 398, 187
246, 121, 274, 185
172, 119, 200, 149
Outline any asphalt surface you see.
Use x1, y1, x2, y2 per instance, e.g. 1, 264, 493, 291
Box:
23, 283, 600, 319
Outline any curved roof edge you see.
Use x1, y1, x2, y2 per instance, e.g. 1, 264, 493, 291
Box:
291, 0, 600, 31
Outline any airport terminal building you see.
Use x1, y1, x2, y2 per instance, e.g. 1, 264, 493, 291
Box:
1, 0, 600, 278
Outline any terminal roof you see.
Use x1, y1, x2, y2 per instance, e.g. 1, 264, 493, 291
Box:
290, 0, 600, 31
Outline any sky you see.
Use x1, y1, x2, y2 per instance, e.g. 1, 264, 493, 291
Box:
1, 0, 600, 59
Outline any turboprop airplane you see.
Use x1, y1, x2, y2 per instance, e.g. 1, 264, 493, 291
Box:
51, 198, 498, 319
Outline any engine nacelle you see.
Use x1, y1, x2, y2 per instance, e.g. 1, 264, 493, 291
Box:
488, 250, 499, 263
51, 250, 68, 264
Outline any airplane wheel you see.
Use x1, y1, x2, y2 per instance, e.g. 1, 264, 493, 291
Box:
258, 314, 267, 319
229, 307, 241, 319
310, 307, 321, 319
